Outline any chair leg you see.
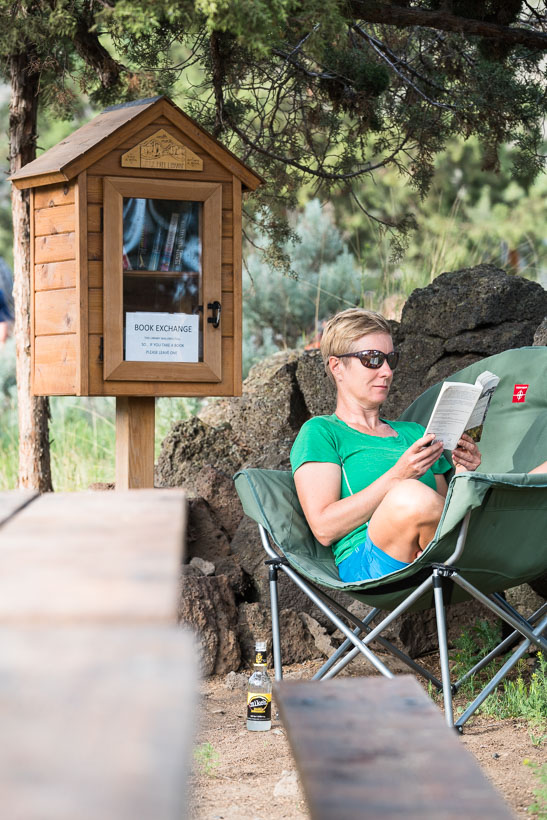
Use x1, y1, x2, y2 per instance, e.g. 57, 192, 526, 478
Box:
269, 563, 283, 682
433, 568, 455, 729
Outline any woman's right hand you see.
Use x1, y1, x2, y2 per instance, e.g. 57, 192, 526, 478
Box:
391, 434, 445, 480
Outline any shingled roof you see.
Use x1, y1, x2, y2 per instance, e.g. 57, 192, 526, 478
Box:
10, 96, 263, 191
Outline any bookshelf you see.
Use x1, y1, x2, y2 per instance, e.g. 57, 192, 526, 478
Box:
11, 94, 262, 406
11, 95, 262, 488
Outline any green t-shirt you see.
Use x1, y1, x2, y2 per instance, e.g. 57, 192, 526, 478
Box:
290, 414, 452, 565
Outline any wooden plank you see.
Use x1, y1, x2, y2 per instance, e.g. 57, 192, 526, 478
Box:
232, 178, 242, 394
0, 625, 196, 820
87, 175, 102, 204
221, 290, 233, 337
76, 171, 89, 395
115, 397, 155, 490
88, 260, 102, 288
11, 171, 68, 191
34, 335, 77, 395
34, 182, 75, 209
34, 289, 78, 336
221, 236, 232, 265
87, 202, 102, 233
35, 232, 75, 264
222, 181, 233, 209
88, 334, 235, 397
30, 188, 36, 395
0, 489, 186, 622
222, 210, 233, 237
34, 202, 76, 236
221, 264, 233, 292
102, 178, 124, 377
276, 677, 514, 820
35, 260, 77, 291
88, 231, 103, 261
89, 287, 102, 333
0, 492, 38, 527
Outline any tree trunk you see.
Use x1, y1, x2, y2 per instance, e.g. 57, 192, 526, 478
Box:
9, 52, 53, 492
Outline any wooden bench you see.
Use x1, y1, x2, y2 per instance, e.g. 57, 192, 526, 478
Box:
0, 489, 196, 820
276, 676, 514, 820
0, 489, 184, 622
0, 490, 37, 526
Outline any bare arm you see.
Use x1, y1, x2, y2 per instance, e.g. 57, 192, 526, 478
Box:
294, 433, 445, 546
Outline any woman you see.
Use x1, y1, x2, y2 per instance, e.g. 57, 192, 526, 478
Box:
290, 307, 482, 582
292, 308, 547, 582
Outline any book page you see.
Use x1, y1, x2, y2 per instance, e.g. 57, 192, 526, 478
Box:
424, 382, 481, 450
465, 371, 500, 430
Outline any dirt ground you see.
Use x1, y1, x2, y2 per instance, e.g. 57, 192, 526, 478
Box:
189, 654, 546, 820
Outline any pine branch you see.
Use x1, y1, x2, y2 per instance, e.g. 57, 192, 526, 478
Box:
72, 17, 125, 89
348, 2, 547, 51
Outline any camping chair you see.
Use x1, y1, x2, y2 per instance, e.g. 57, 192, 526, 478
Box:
234, 346, 547, 729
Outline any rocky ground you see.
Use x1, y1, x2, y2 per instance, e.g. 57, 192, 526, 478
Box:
188, 654, 546, 820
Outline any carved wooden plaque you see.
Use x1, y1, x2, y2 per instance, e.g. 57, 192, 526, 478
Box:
121, 129, 203, 171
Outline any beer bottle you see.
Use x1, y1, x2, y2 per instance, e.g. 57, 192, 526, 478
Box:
246, 641, 272, 731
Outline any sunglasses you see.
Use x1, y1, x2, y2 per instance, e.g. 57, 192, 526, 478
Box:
336, 349, 399, 370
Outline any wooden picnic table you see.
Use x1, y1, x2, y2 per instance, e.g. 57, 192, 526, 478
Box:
0, 488, 195, 820
276, 676, 515, 820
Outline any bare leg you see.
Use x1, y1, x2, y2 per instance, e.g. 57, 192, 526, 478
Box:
367, 479, 445, 564
529, 461, 547, 474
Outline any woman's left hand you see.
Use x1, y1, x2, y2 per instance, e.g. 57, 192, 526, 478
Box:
452, 433, 481, 473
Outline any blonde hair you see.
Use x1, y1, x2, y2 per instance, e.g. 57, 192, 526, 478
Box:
320, 308, 392, 384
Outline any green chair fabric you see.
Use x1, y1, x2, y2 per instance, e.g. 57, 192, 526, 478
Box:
234, 346, 547, 610
399, 346, 547, 473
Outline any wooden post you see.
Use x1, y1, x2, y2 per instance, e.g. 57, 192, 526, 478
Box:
115, 397, 155, 490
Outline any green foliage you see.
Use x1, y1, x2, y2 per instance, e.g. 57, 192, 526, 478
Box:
243, 198, 370, 369
193, 741, 220, 776
451, 619, 503, 697
450, 621, 547, 731
525, 760, 547, 818
479, 653, 547, 729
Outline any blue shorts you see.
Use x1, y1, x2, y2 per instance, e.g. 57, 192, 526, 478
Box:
337, 531, 409, 582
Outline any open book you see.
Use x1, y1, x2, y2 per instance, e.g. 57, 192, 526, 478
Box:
424, 370, 500, 451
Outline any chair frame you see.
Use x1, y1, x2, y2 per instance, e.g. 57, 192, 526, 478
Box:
260, 512, 547, 730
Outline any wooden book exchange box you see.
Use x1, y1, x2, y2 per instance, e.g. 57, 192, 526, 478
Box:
10, 96, 262, 400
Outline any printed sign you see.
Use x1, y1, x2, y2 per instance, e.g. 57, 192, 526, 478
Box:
512, 384, 529, 403
125, 311, 199, 362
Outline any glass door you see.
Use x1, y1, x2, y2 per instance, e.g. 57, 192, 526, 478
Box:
103, 178, 222, 383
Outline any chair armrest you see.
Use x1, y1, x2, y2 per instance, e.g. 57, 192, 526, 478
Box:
436, 471, 547, 542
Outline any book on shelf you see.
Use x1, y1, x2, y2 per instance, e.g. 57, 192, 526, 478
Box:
148, 227, 164, 271
172, 207, 192, 271
138, 224, 151, 269
424, 370, 500, 451
160, 212, 181, 271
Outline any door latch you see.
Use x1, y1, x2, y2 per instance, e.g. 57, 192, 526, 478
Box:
207, 300, 222, 328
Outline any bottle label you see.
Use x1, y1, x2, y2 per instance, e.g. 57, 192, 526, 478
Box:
247, 692, 272, 722
255, 649, 267, 667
